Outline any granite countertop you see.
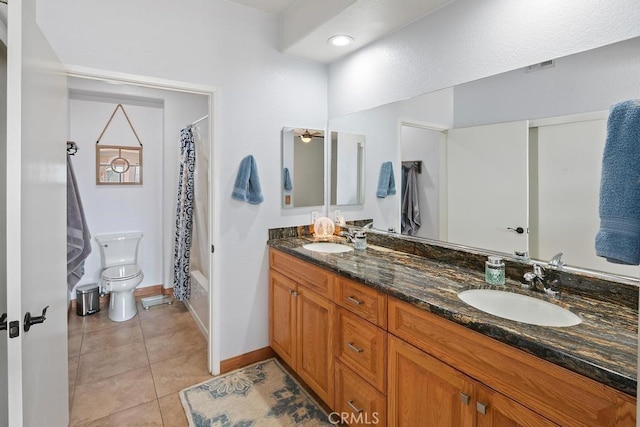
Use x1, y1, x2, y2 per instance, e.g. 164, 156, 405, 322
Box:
267, 236, 638, 397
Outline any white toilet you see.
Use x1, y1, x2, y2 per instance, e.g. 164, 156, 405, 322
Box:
95, 232, 144, 322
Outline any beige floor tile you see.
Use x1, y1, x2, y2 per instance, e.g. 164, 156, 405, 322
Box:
77, 400, 163, 427
83, 308, 140, 333
70, 366, 157, 425
137, 300, 188, 321
151, 350, 212, 397
68, 332, 83, 360
158, 393, 189, 427
145, 328, 206, 364
69, 355, 79, 411
141, 311, 196, 341
81, 321, 144, 355
68, 311, 85, 336
76, 341, 149, 385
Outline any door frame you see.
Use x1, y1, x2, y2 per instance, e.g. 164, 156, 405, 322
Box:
65, 64, 221, 375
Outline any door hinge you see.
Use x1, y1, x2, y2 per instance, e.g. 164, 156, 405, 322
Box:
211, 244, 215, 253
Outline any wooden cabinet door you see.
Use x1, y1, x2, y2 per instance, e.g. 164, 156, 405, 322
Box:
388, 336, 474, 427
269, 270, 297, 368
475, 384, 558, 427
297, 285, 335, 408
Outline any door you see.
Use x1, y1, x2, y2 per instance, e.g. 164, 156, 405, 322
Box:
269, 269, 297, 367
4, 2, 69, 426
296, 285, 334, 408
446, 121, 529, 255
388, 336, 474, 427
475, 384, 558, 427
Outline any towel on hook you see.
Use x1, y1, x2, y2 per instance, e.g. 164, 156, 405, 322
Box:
595, 99, 640, 264
401, 165, 421, 235
232, 155, 264, 204
283, 167, 293, 191
376, 161, 396, 198
67, 154, 92, 291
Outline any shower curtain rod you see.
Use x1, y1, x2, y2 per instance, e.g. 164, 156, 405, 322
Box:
189, 114, 209, 127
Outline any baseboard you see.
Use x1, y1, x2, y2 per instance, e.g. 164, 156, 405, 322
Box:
220, 347, 276, 374
68, 284, 171, 315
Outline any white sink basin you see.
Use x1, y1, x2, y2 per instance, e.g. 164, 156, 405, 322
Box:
302, 242, 354, 254
458, 289, 581, 327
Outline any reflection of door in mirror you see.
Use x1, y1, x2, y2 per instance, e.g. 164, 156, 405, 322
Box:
330, 131, 365, 206
400, 124, 444, 239
446, 121, 529, 256
281, 127, 324, 208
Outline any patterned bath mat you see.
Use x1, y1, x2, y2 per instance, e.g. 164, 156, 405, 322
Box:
180, 358, 332, 426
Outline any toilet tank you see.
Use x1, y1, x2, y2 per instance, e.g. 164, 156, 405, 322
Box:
95, 232, 143, 268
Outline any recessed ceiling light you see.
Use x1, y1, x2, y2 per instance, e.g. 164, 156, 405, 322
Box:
328, 35, 354, 47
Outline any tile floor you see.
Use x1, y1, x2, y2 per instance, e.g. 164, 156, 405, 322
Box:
67, 298, 213, 426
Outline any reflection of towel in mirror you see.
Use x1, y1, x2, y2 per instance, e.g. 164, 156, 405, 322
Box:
283, 167, 292, 191
595, 99, 640, 264
401, 165, 421, 235
67, 155, 92, 291
376, 161, 396, 198
232, 155, 264, 204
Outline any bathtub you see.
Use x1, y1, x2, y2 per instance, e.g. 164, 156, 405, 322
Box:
185, 269, 209, 337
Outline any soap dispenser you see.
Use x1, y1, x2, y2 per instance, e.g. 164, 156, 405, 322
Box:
485, 256, 505, 285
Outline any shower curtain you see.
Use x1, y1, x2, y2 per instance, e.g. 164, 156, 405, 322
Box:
173, 127, 196, 301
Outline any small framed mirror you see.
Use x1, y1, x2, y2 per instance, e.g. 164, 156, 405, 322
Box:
281, 127, 325, 208
96, 145, 143, 185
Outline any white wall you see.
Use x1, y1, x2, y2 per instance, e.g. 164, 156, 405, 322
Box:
328, 0, 640, 118
37, 0, 327, 360
453, 37, 640, 127
329, 88, 453, 232
69, 98, 163, 291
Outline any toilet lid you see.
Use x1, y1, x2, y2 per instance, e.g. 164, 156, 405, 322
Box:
102, 264, 142, 281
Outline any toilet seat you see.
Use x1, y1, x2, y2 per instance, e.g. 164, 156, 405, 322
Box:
102, 264, 142, 281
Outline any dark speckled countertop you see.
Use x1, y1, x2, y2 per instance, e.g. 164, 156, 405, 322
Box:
267, 236, 638, 397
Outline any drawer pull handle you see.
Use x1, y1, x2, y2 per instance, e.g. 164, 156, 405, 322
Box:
347, 296, 363, 305
459, 393, 470, 405
476, 402, 488, 415
347, 400, 363, 414
347, 342, 364, 353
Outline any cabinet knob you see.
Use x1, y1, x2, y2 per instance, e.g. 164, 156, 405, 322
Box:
459, 393, 470, 405
476, 402, 488, 415
347, 400, 363, 414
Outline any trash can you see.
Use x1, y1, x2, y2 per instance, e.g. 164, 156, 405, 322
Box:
76, 283, 100, 316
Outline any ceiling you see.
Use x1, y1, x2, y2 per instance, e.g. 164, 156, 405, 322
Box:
229, 0, 454, 63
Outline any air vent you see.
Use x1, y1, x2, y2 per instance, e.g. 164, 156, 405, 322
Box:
525, 59, 555, 73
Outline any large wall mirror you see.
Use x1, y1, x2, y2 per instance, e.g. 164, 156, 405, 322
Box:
281, 127, 325, 208
328, 36, 640, 279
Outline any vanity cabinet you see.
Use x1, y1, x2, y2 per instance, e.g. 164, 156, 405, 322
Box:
387, 297, 636, 427
269, 249, 335, 407
268, 247, 636, 426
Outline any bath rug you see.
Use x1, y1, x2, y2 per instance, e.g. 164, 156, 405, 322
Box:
180, 358, 332, 426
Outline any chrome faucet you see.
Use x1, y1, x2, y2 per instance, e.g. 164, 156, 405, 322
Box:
548, 252, 565, 269
340, 222, 373, 242
522, 264, 560, 297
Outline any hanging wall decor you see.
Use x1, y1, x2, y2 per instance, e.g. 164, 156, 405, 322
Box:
95, 104, 143, 185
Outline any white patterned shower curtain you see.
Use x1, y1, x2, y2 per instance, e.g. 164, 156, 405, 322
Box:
173, 127, 196, 301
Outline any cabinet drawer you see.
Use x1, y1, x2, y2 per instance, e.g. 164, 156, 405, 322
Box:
269, 248, 334, 298
334, 362, 386, 427
335, 308, 387, 393
388, 297, 635, 427
334, 276, 387, 328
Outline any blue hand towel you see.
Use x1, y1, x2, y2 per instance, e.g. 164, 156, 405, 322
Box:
283, 167, 292, 191
232, 155, 264, 204
595, 99, 640, 264
376, 161, 396, 198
